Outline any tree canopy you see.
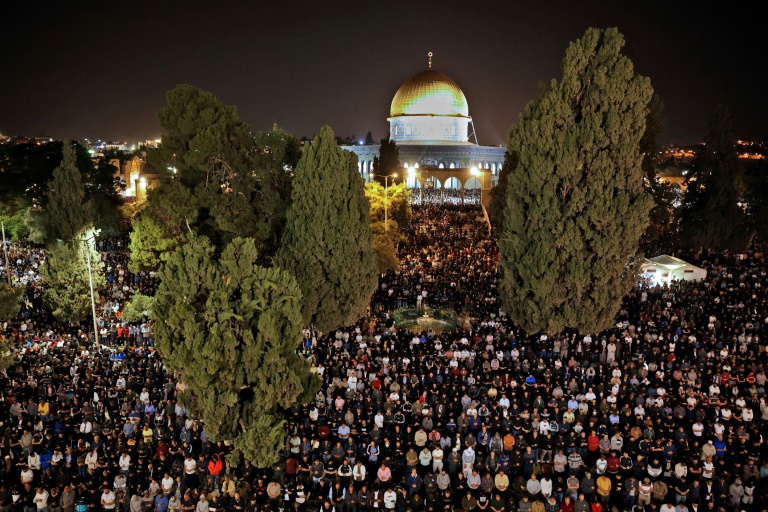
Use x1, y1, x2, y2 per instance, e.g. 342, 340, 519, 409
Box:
121, 293, 155, 323
364, 181, 410, 275
677, 106, 750, 250
153, 235, 319, 466
365, 181, 412, 227
131, 85, 300, 270
276, 126, 377, 331
0, 282, 22, 324
0, 140, 123, 239
0, 282, 22, 370
372, 138, 401, 184
28, 141, 90, 244
487, 151, 516, 231
499, 27, 653, 335
42, 234, 105, 324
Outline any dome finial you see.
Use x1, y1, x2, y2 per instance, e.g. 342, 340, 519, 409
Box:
428, 52, 433, 69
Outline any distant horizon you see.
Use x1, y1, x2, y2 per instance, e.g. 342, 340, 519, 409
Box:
2, 2, 766, 147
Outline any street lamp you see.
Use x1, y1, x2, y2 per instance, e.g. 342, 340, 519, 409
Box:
76, 229, 101, 346
1, 221, 10, 285
471, 166, 484, 206
372, 173, 398, 232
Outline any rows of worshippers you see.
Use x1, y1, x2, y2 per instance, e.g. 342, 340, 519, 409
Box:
282, 206, 768, 512
0, 204, 764, 512
410, 189, 482, 207
1, 238, 163, 512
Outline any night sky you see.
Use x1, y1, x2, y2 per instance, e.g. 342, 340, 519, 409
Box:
2, 1, 766, 147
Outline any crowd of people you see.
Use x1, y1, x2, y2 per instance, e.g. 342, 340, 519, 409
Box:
409, 189, 482, 206
1, 204, 768, 512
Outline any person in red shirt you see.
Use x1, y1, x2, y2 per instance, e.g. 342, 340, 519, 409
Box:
606, 452, 621, 475
560, 496, 575, 512
285, 457, 298, 476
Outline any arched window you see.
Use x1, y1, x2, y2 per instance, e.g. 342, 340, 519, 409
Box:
444, 177, 461, 190
406, 175, 421, 189
464, 177, 481, 190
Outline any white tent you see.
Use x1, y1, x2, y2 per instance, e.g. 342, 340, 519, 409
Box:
640, 255, 707, 286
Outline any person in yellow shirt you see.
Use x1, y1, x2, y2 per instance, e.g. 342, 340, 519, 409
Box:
596, 475, 612, 504
38, 400, 50, 420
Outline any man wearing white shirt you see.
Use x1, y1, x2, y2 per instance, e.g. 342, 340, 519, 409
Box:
540, 476, 553, 498
119, 453, 131, 474
383, 488, 397, 510
34, 487, 49, 512
101, 488, 116, 511
432, 446, 444, 473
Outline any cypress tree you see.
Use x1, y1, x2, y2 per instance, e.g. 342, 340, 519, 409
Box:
677, 106, 749, 250
372, 137, 401, 184
42, 235, 105, 324
0, 282, 22, 370
499, 27, 653, 334
32, 140, 90, 244
0, 282, 22, 324
488, 151, 516, 231
154, 235, 319, 466
276, 126, 377, 331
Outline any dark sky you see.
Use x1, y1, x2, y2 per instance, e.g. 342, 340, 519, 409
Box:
1, 1, 765, 147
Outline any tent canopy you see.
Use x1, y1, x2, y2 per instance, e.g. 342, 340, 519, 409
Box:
640, 255, 707, 285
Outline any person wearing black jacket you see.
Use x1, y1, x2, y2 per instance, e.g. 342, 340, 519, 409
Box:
330, 482, 346, 512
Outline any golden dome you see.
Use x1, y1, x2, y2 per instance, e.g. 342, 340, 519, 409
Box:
390, 70, 469, 118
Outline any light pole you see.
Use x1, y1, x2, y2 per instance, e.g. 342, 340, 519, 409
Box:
77, 230, 101, 346
1, 221, 10, 285
372, 173, 397, 232
471, 166, 484, 206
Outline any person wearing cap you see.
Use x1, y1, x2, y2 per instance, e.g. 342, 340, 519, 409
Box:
701, 440, 716, 461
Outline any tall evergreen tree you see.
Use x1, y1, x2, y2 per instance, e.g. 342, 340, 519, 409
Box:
747, 158, 768, 241
372, 138, 401, 184
487, 151, 516, 231
0, 282, 22, 324
276, 126, 377, 331
499, 27, 653, 335
42, 234, 105, 324
128, 180, 198, 272
154, 235, 319, 466
253, 124, 302, 257
677, 106, 750, 250
0, 283, 22, 370
30, 140, 90, 244
132, 86, 299, 268
1, 140, 123, 238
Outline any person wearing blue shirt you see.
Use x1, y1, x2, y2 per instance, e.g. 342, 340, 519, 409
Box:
155, 492, 169, 512
407, 468, 423, 495
713, 436, 727, 457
